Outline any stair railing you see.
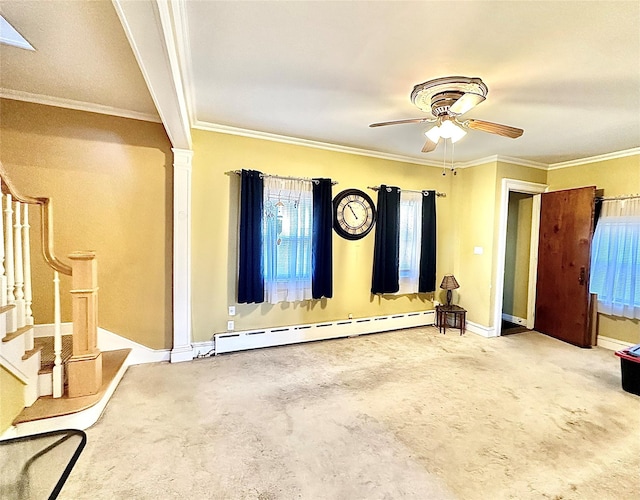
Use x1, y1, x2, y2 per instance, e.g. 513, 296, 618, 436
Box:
0, 162, 102, 399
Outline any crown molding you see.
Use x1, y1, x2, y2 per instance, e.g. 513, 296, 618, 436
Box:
495, 155, 549, 170
0, 88, 161, 123
547, 147, 640, 170
453, 155, 549, 170
193, 120, 444, 167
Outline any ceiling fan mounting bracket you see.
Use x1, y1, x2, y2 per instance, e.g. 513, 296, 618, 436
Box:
411, 76, 488, 116
430, 91, 465, 116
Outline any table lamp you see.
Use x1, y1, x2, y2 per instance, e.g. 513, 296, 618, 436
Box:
440, 274, 460, 306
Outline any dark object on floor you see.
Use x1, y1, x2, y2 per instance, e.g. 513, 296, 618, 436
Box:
616, 348, 640, 396
0, 429, 86, 499
501, 320, 528, 335
435, 304, 466, 335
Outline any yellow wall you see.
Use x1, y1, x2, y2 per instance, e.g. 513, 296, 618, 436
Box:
0, 366, 24, 433
546, 155, 639, 196
451, 162, 497, 326
191, 129, 453, 342
0, 99, 173, 349
547, 154, 640, 344
503, 193, 533, 319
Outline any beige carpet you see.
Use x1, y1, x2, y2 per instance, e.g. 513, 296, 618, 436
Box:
59, 327, 639, 499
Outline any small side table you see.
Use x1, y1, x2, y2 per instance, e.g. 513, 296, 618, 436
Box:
436, 305, 466, 335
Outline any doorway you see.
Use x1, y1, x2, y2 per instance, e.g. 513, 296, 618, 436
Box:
502, 192, 534, 334
493, 179, 547, 336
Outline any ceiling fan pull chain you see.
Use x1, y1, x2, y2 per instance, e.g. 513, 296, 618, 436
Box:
442, 139, 447, 176
451, 140, 456, 175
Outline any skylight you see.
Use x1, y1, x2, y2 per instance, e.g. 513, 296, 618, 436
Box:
0, 14, 34, 51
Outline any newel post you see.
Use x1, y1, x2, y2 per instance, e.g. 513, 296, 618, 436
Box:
66, 251, 102, 397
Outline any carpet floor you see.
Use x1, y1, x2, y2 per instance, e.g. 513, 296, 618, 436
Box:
59, 327, 640, 499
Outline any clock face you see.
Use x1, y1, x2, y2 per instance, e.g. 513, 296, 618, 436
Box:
333, 189, 377, 240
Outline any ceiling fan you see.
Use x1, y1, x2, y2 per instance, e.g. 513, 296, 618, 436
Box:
370, 76, 524, 153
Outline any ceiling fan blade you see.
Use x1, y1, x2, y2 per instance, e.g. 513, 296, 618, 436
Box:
369, 118, 433, 127
421, 138, 438, 153
466, 119, 524, 138
449, 92, 486, 115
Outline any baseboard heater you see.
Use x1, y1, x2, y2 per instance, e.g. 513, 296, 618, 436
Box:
214, 310, 435, 355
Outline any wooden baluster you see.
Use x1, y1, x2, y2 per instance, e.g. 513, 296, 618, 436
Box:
0, 192, 5, 307
4, 193, 16, 333
22, 204, 33, 326
14, 201, 25, 329
52, 271, 63, 398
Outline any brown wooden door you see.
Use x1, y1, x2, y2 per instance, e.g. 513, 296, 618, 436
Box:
535, 186, 595, 347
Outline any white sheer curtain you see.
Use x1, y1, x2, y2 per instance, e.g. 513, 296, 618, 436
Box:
398, 191, 423, 294
589, 198, 640, 319
263, 177, 313, 304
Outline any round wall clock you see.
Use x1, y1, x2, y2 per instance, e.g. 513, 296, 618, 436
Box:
333, 189, 377, 240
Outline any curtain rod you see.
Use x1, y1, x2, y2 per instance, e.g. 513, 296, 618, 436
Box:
597, 193, 640, 201
229, 170, 338, 185
367, 186, 446, 198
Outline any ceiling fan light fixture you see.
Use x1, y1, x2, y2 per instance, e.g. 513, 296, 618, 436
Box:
425, 120, 466, 143
425, 126, 441, 143
440, 119, 467, 142
449, 125, 467, 143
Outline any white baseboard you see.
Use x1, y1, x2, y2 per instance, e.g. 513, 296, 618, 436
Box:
192, 341, 215, 358
98, 328, 170, 365
501, 313, 526, 326
597, 335, 635, 351
169, 345, 194, 363
32, 323, 170, 365
466, 320, 498, 338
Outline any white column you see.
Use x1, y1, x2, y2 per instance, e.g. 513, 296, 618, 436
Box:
4, 194, 16, 333
52, 271, 63, 398
170, 148, 194, 362
23, 204, 34, 326
13, 202, 25, 329
0, 193, 6, 307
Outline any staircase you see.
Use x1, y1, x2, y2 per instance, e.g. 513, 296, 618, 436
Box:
1, 307, 40, 408
0, 318, 72, 406
0, 162, 106, 435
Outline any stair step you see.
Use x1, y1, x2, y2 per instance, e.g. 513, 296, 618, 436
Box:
34, 335, 73, 371
0, 304, 16, 315
14, 349, 131, 425
22, 346, 42, 361
2, 324, 32, 343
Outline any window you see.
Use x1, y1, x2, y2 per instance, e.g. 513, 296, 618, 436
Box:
262, 177, 313, 304
589, 198, 640, 319
398, 191, 423, 294
371, 186, 436, 296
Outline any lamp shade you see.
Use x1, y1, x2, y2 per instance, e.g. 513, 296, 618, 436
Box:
440, 274, 460, 290
425, 121, 466, 144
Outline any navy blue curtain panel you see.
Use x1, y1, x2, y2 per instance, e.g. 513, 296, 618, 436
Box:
312, 178, 333, 299
419, 190, 437, 293
371, 185, 400, 294
238, 169, 264, 304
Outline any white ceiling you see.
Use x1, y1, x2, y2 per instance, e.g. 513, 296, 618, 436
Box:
1, 1, 639, 166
